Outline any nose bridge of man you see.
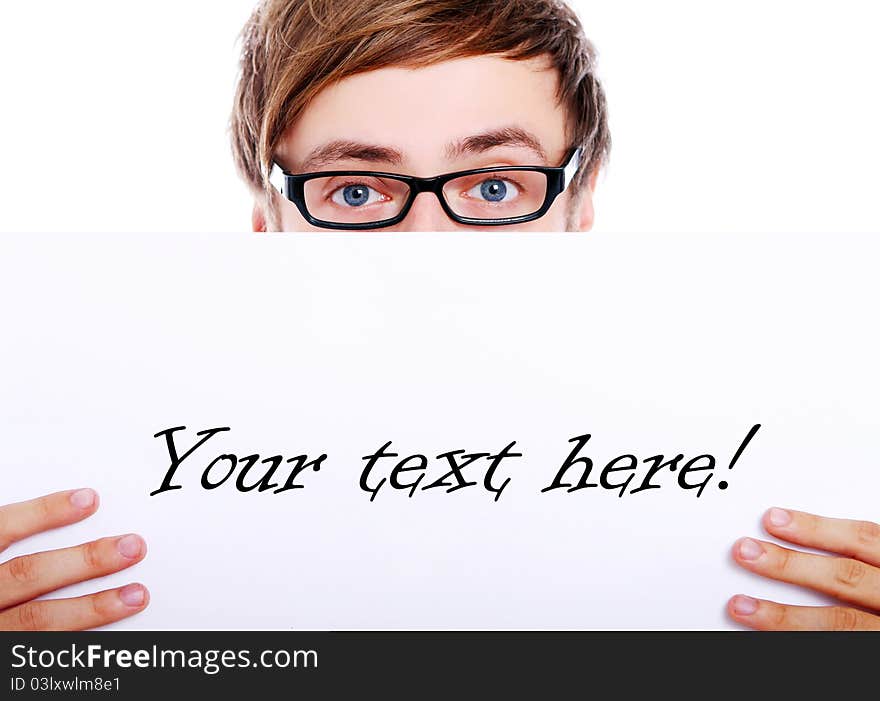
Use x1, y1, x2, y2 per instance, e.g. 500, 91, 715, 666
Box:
397, 190, 461, 231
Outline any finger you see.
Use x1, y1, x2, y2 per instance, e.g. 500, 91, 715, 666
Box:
732, 537, 880, 610
0, 583, 150, 631
0, 489, 99, 553
727, 595, 880, 631
763, 507, 880, 568
0, 533, 147, 610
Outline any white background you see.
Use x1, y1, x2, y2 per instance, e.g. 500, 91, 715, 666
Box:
0, 0, 878, 631
1, 232, 878, 629
1, 0, 879, 232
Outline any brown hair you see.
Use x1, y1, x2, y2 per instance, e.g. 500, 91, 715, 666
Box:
230, 0, 610, 228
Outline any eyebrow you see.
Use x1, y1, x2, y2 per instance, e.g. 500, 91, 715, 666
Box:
298, 141, 404, 172
445, 127, 548, 163
294, 126, 548, 173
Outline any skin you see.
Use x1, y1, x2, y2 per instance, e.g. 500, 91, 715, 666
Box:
728, 508, 880, 630
0, 489, 148, 630
253, 55, 599, 232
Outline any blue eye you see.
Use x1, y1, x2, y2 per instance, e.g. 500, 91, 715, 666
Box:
343, 185, 369, 206
481, 179, 506, 201
467, 178, 520, 203
331, 183, 386, 207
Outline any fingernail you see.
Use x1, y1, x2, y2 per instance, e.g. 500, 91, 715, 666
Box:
768, 507, 792, 527
732, 595, 759, 616
69, 489, 96, 509
738, 538, 765, 561
119, 584, 146, 607
117, 534, 144, 559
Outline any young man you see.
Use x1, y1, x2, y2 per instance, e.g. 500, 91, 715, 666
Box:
2, 0, 878, 631
230, 0, 610, 233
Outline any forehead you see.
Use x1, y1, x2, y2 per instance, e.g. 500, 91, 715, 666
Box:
279, 55, 569, 169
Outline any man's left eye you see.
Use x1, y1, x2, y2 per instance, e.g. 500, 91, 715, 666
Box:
467, 178, 520, 203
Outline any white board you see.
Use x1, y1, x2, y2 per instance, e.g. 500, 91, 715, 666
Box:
1, 232, 877, 629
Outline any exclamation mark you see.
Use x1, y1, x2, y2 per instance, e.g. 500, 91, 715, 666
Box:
718, 423, 761, 490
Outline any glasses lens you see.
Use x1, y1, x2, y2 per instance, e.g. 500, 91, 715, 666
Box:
303, 175, 410, 225
442, 170, 549, 220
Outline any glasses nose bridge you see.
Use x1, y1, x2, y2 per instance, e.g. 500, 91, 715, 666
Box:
409, 175, 444, 197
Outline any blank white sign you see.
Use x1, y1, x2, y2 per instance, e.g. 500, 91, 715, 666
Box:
1, 232, 877, 629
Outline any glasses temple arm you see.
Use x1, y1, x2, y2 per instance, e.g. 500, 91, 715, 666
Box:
268, 161, 286, 196
563, 148, 584, 190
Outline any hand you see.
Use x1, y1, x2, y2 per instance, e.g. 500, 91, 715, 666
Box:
0, 489, 149, 630
728, 507, 880, 630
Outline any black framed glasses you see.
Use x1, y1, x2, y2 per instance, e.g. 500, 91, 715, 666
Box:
268, 148, 583, 230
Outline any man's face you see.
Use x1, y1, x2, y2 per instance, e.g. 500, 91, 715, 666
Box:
264, 55, 595, 232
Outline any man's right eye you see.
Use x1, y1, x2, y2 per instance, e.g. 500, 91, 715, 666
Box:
330, 183, 389, 208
